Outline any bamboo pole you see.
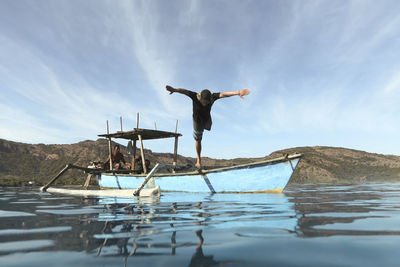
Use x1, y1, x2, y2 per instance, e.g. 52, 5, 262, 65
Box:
201, 172, 216, 193
40, 164, 71, 191
173, 120, 179, 170
83, 174, 92, 189
131, 140, 136, 172
133, 113, 140, 173
107, 120, 113, 170
138, 134, 147, 174
154, 122, 157, 130
133, 163, 162, 196
120, 116, 123, 131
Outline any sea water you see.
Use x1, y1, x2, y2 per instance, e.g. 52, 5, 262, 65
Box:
1, 183, 400, 266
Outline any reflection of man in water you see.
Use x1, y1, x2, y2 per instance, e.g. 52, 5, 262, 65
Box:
189, 230, 218, 267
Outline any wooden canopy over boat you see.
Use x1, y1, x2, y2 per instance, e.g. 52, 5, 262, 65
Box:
98, 114, 181, 175
98, 128, 182, 141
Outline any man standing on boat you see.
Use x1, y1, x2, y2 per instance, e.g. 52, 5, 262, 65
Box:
166, 85, 250, 169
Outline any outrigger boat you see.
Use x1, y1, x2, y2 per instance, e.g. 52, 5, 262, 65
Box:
41, 116, 302, 197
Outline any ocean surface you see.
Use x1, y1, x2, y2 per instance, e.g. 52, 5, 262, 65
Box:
1, 183, 400, 266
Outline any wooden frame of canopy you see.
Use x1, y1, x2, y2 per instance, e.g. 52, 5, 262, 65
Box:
98, 113, 182, 174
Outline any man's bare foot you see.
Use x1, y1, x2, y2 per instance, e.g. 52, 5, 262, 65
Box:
195, 162, 201, 169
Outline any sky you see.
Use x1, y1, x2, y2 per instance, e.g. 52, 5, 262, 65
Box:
1, 0, 400, 159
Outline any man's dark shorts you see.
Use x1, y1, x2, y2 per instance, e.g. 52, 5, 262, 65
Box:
193, 129, 203, 141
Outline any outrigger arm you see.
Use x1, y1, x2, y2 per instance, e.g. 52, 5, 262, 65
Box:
133, 163, 163, 196
40, 164, 103, 192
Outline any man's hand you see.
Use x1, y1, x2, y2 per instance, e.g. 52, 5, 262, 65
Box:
166, 85, 175, 94
239, 89, 250, 99
219, 89, 251, 99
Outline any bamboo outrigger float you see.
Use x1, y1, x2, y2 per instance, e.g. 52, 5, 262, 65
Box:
41, 114, 302, 197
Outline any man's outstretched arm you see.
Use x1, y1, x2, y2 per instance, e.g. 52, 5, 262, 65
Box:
219, 89, 250, 99
166, 85, 194, 97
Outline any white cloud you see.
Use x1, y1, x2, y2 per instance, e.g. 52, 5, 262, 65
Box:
0, 103, 65, 144
382, 70, 400, 95
119, 1, 177, 110
0, 30, 177, 143
254, 89, 340, 134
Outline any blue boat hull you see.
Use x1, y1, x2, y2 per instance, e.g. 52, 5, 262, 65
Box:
97, 155, 301, 193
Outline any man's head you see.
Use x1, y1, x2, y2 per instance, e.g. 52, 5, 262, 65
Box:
198, 89, 211, 106
113, 144, 120, 154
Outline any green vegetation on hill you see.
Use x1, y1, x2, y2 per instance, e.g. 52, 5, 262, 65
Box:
0, 138, 399, 186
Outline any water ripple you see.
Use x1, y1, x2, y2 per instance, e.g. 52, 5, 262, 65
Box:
2, 184, 400, 266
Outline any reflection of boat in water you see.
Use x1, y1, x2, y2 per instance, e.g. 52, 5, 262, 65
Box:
91, 201, 250, 266
91, 192, 298, 262
92, 200, 201, 263
41, 117, 302, 197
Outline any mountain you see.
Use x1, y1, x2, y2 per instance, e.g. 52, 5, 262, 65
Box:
0, 138, 399, 186
271, 146, 400, 183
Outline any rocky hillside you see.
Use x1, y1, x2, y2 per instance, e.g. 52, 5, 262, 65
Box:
0, 138, 399, 186
0, 138, 194, 186
271, 146, 400, 183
